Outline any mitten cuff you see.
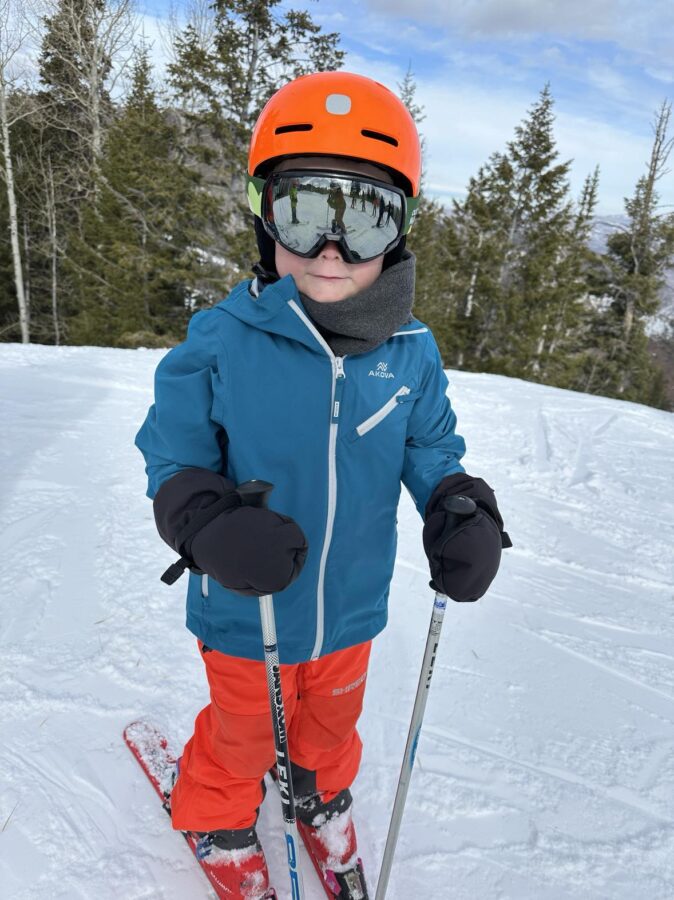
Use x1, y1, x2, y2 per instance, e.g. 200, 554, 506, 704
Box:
153, 468, 238, 555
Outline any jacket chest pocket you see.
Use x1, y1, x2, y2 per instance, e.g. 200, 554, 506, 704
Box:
347, 385, 422, 442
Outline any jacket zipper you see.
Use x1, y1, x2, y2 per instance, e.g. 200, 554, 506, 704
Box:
355, 385, 411, 437
288, 299, 344, 660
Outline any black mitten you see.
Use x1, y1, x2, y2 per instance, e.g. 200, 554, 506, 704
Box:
153, 468, 308, 596
422, 473, 512, 602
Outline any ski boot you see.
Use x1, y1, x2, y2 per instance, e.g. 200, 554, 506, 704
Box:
296, 788, 369, 899
165, 762, 275, 900
192, 827, 276, 900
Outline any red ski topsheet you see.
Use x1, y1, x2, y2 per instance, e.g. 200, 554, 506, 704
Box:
124, 721, 277, 900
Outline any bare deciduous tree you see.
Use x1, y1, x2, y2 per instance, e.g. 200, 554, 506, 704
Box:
0, 0, 32, 342
38, 0, 136, 173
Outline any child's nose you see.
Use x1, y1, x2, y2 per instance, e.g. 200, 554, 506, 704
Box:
319, 242, 345, 261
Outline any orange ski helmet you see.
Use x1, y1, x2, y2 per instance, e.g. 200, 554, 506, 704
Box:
248, 71, 422, 197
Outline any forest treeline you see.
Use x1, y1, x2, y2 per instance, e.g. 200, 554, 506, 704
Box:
1, 0, 673, 409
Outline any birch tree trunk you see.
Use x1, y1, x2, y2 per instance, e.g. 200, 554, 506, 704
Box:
464, 232, 484, 318
0, 75, 28, 341
23, 218, 30, 324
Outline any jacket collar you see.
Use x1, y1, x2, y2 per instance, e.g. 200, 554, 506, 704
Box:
215, 275, 328, 355
216, 273, 426, 356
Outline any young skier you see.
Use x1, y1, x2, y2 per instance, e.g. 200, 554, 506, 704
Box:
136, 71, 511, 900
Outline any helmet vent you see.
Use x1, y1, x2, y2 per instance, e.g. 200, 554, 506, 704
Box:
275, 123, 313, 135
361, 129, 398, 147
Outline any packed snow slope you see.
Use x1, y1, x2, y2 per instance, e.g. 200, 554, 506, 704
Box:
1, 343, 673, 900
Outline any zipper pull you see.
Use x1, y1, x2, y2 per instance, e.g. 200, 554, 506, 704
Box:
333, 357, 346, 422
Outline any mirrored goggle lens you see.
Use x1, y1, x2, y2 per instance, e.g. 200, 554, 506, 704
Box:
263, 173, 405, 261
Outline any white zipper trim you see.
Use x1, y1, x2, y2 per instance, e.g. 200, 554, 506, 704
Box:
392, 327, 428, 336
356, 386, 411, 436
288, 299, 341, 660
201, 574, 209, 597
288, 299, 334, 357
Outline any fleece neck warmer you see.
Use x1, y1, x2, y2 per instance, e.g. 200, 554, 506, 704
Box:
297, 250, 416, 356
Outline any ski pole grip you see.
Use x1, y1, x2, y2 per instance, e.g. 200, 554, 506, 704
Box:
441, 494, 477, 531
235, 479, 275, 509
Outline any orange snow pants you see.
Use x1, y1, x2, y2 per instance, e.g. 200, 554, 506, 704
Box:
170, 640, 372, 832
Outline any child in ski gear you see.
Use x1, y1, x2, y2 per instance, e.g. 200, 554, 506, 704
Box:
136, 71, 510, 900
327, 181, 347, 232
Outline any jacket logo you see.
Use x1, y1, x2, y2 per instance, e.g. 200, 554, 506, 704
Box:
369, 361, 395, 379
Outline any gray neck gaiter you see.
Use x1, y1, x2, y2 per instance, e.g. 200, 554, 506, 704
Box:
299, 251, 416, 356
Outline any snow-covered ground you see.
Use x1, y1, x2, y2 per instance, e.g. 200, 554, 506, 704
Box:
1, 343, 673, 900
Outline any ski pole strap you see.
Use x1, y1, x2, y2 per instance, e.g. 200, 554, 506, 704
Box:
160, 491, 241, 585
160, 556, 193, 586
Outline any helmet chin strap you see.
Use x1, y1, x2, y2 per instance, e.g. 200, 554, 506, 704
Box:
252, 216, 407, 286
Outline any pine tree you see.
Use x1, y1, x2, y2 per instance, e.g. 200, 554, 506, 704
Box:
446, 86, 596, 383
445, 153, 517, 371
66, 47, 220, 346
397, 62, 427, 185
542, 167, 601, 387
582, 102, 674, 407
396, 64, 454, 357
409, 196, 461, 354
167, 0, 344, 275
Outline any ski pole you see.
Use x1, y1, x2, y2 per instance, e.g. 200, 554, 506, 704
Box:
236, 479, 305, 900
375, 494, 477, 900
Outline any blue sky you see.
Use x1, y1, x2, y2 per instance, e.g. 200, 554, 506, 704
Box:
138, 0, 674, 215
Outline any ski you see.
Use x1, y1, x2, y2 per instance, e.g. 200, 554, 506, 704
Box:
268, 767, 369, 900
123, 721, 277, 900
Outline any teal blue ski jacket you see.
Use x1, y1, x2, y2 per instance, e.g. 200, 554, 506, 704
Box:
136, 275, 466, 663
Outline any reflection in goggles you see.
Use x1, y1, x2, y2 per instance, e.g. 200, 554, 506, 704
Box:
264, 173, 405, 262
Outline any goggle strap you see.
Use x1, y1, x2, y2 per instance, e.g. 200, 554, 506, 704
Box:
403, 195, 421, 235
246, 174, 265, 217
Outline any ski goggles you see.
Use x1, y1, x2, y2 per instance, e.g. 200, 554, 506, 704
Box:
246, 170, 420, 264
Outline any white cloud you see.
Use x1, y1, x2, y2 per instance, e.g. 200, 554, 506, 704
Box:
361, 0, 674, 58
585, 63, 630, 99
645, 66, 674, 85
